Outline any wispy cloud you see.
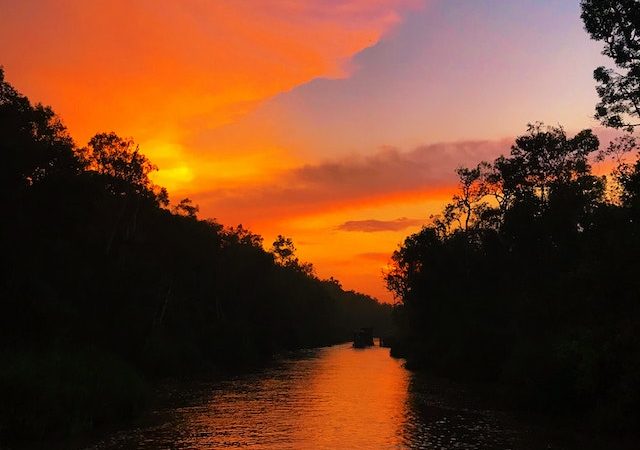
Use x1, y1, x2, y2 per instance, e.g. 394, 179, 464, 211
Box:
338, 217, 424, 232
356, 252, 392, 261
197, 138, 511, 223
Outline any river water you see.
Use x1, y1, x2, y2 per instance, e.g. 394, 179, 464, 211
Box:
82, 343, 586, 450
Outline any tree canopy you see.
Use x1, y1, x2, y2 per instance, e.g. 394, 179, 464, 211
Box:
582, 0, 640, 129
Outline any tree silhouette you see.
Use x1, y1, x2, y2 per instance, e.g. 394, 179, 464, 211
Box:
582, 1, 640, 212
0, 67, 78, 197
173, 197, 199, 218
386, 122, 640, 431
271, 235, 297, 264
82, 132, 157, 195
581, 0, 640, 129
271, 235, 315, 275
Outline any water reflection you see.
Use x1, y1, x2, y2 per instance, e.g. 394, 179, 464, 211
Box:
401, 375, 523, 450
85, 344, 551, 450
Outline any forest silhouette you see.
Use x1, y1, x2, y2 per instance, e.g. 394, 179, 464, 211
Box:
0, 68, 392, 441
386, 0, 640, 432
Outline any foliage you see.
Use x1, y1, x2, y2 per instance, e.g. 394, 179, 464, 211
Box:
0, 67, 79, 196
581, 0, 640, 129
173, 197, 199, 217
0, 349, 148, 441
271, 234, 315, 275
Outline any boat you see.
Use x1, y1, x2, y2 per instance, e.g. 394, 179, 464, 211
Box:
353, 327, 374, 348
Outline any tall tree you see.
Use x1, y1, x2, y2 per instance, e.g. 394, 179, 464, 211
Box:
82, 132, 157, 195
271, 235, 315, 275
582, 1, 640, 206
581, 0, 640, 129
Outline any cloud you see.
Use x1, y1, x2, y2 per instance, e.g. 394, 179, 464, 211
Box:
0, 0, 422, 144
338, 217, 424, 232
356, 252, 392, 261
196, 138, 512, 224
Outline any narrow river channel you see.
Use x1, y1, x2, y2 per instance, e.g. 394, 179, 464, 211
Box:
79, 343, 594, 449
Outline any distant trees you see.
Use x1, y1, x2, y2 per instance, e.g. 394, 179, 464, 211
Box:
223, 224, 263, 247
173, 198, 199, 217
271, 235, 315, 275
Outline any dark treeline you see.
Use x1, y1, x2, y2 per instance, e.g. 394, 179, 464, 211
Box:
386, 0, 640, 432
0, 69, 392, 442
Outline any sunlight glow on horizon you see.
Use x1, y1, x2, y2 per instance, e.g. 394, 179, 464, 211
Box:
0, 0, 607, 302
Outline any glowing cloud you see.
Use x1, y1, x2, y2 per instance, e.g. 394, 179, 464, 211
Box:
338, 218, 424, 232
0, 0, 422, 142
196, 139, 512, 225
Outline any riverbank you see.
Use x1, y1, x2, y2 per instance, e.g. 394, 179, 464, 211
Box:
390, 346, 639, 449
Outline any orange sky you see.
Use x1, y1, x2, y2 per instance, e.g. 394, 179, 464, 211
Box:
0, 0, 608, 301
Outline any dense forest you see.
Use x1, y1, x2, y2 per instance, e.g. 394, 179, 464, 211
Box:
386, 0, 640, 432
0, 69, 392, 442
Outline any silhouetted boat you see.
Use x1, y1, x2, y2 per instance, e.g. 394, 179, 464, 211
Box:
353, 327, 374, 348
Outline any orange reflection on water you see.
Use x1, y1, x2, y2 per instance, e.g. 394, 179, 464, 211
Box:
87, 344, 564, 450
288, 344, 409, 449
104, 344, 410, 449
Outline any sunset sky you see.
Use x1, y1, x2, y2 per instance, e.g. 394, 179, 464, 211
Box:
1, 0, 609, 301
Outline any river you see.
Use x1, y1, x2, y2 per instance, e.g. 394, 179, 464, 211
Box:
79, 343, 596, 449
